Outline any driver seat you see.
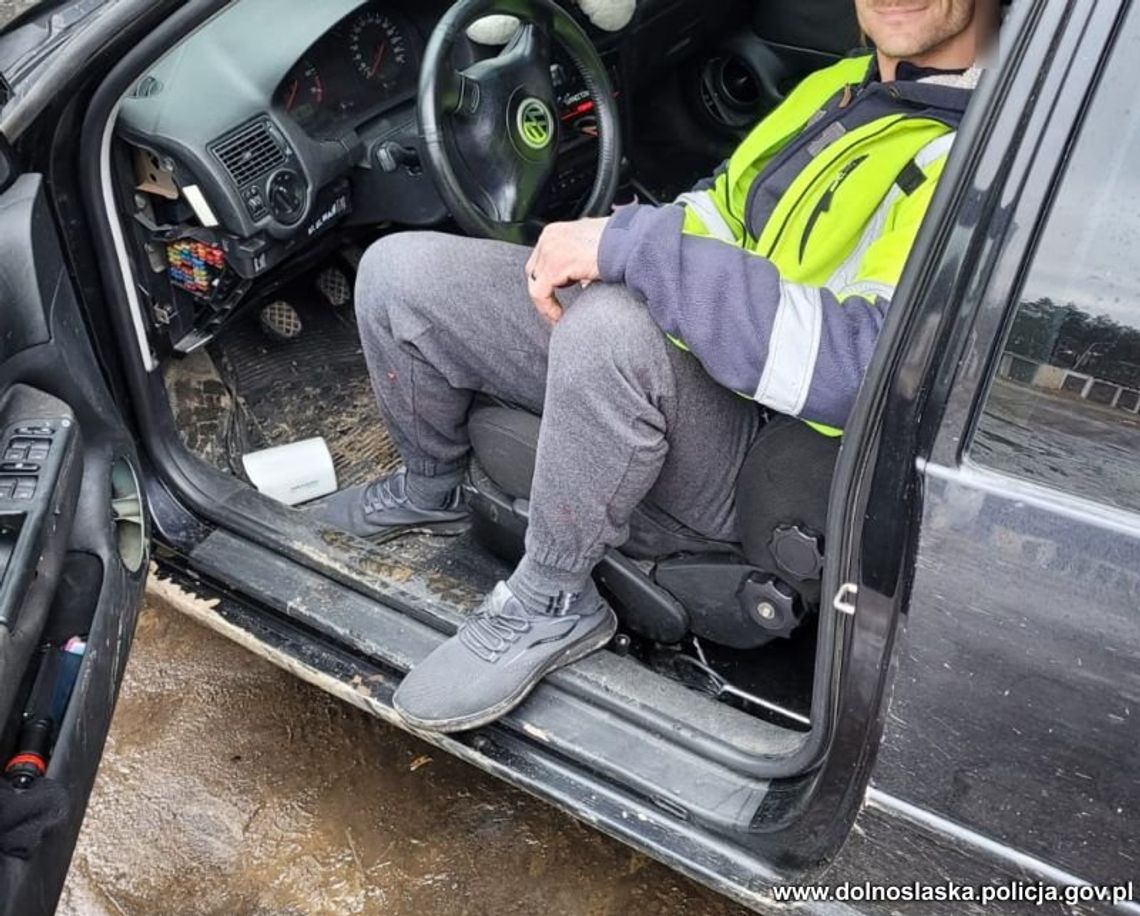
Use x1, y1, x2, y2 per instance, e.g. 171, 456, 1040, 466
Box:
464, 402, 841, 649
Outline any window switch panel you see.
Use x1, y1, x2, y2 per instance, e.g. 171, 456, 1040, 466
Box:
12, 480, 36, 500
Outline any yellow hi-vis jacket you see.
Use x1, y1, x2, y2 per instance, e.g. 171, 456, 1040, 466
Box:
597, 54, 979, 435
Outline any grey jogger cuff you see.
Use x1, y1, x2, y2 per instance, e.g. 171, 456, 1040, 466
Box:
510, 552, 596, 597
400, 456, 468, 479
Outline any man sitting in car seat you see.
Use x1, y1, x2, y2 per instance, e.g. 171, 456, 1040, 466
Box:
311, 0, 995, 732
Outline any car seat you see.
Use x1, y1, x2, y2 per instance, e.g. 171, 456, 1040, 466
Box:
464, 402, 840, 649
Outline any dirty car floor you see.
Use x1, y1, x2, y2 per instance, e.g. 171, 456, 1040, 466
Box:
165, 288, 402, 488
60, 596, 750, 916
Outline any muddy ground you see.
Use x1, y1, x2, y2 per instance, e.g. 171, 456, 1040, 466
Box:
58, 595, 750, 916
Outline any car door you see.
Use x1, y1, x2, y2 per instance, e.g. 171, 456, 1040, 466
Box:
0, 163, 148, 913
866, 0, 1139, 899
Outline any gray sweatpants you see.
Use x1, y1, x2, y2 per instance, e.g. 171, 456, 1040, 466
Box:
354, 231, 761, 593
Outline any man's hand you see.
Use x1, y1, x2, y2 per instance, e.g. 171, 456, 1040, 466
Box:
525, 217, 610, 322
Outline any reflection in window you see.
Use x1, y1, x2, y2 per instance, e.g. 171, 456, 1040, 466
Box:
973, 20, 1140, 513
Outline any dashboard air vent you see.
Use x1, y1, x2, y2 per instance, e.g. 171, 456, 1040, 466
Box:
698, 55, 761, 131
212, 120, 287, 188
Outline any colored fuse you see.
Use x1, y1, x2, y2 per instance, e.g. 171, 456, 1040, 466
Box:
167, 237, 225, 297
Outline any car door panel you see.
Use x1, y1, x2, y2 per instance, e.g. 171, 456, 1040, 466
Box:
876, 478, 1140, 887
0, 386, 82, 736
0, 173, 148, 914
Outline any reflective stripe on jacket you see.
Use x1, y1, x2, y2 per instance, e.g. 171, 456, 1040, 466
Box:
597, 54, 978, 435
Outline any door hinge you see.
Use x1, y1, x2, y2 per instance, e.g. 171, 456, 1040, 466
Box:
833, 582, 858, 616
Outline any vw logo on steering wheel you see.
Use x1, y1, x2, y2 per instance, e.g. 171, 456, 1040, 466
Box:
516, 98, 554, 150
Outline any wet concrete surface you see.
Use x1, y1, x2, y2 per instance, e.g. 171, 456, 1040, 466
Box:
59, 596, 751, 915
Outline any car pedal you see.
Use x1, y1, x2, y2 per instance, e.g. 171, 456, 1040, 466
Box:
259, 300, 303, 341
315, 266, 352, 307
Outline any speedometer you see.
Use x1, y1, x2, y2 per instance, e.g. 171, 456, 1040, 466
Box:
348, 12, 410, 89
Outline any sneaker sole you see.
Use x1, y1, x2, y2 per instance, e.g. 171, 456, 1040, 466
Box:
365, 517, 471, 543
393, 607, 619, 734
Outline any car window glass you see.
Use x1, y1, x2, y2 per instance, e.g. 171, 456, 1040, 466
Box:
972, 18, 1140, 513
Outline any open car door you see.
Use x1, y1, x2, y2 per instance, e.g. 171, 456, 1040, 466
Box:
0, 169, 148, 913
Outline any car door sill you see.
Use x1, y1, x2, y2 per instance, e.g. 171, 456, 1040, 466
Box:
152, 560, 788, 909
170, 478, 815, 771
177, 528, 807, 825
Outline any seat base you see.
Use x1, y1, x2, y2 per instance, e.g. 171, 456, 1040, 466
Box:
465, 403, 838, 650
465, 460, 694, 644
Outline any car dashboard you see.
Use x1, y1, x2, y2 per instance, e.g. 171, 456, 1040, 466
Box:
117, 0, 429, 234
112, 0, 623, 353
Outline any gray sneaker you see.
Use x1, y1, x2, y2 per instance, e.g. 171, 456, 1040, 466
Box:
393, 581, 618, 732
304, 468, 468, 538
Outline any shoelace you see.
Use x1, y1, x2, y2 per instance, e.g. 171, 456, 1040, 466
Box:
362, 471, 457, 515
361, 474, 403, 515
459, 608, 533, 663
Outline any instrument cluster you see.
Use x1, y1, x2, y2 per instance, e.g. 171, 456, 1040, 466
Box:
272, 4, 420, 135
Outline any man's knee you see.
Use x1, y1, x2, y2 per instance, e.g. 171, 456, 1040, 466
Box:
550, 285, 666, 374
354, 231, 445, 334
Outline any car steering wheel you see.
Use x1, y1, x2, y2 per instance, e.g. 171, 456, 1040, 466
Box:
418, 0, 622, 243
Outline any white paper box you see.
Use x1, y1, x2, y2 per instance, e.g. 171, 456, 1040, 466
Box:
241, 437, 337, 506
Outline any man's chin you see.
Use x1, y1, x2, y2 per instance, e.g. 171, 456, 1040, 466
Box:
871, 36, 932, 59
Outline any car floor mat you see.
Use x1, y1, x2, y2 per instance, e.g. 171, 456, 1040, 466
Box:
166, 287, 402, 489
